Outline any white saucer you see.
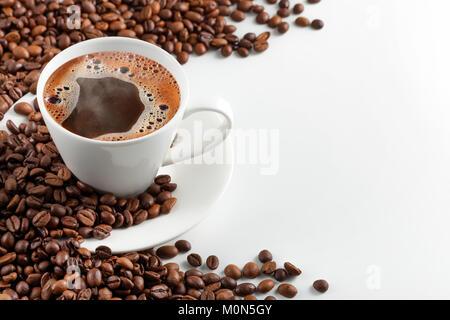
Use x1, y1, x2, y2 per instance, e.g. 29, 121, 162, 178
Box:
3, 93, 234, 253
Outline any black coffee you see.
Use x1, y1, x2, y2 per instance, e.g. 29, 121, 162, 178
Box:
43, 51, 180, 141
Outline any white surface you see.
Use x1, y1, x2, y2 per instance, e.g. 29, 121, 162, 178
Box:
155, 0, 450, 299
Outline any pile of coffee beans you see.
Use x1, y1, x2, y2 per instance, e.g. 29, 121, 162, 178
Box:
0, 0, 325, 117
0, 112, 178, 241
0, 235, 329, 300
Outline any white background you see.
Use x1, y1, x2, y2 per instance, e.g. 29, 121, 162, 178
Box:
164, 0, 450, 299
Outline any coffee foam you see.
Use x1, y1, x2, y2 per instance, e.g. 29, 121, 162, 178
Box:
43, 51, 180, 141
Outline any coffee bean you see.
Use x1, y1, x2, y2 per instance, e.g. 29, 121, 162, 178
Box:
258, 249, 273, 263
186, 276, 205, 289
293, 3, 304, 14
224, 264, 242, 280
187, 253, 202, 267
268, 15, 282, 28
311, 19, 324, 30
277, 22, 290, 34
177, 51, 189, 65
206, 255, 219, 270
161, 197, 177, 214
215, 288, 234, 300
313, 279, 329, 293
277, 283, 297, 298
278, 8, 291, 18
155, 175, 171, 185
308, 0, 321, 3
13, 102, 33, 115
221, 45, 233, 57
295, 16, 310, 27
167, 269, 182, 287
32, 211, 50, 228
257, 279, 275, 293
237, 47, 249, 57
156, 245, 179, 259
284, 262, 302, 276
220, 276, 237, 290
92, 224, 111, 239
175, 240, 191, 253
242, 262, 259, 278
235, 282, 256, 296
274, 268, 288, 282
231, 10, 246, 22
194, 42, 207, 56
256, 12, 269, 24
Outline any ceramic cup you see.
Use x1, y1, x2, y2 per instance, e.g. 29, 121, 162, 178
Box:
37, 37, 233, 197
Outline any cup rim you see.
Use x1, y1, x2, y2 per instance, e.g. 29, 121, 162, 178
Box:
37, 37, 189, 146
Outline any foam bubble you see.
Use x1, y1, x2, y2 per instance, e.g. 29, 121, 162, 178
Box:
43, 51, 180, 141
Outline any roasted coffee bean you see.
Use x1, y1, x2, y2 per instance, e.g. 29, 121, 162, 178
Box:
313, 279, 329, 293
277, 283, 297, 298
235, 283, 256, 296
161, 198, 177, 214
277, 22, 290, 34
87, 268, 102, 287
156, 245, 179, 259
311, 19, 324, 30
156, 191, 172, 204
175, 240, 191, 253
206, 255, 219, 270
284, 262, 302, 276
268, 15, 282, 28
293, 3, 305, 14
274, 268, 288, 282
224, 264, 242, 280
221, 45, 233, 57
220, 276, 237, 290
215, 288, 234, 300
256, 12, 269, 24
186, 276, 205, 289
308, 0, 321, 3
187, 253, 202, 267
257, 279, 275, 293
231, 10, 246, 22
95, 246, 112, 260
258, 249, 273, 263
32, 211, 50, 228
14, 102, 33, 115
237, 47, 249, 57
92, 224, 111, 240
194, 43, 207, 56
261, 261, 276, 275
155, 175, 171, 185
242, 262, 259, 278
277, 8, 291, 18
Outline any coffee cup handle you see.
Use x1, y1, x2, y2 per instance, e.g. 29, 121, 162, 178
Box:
162, 96, 233, 166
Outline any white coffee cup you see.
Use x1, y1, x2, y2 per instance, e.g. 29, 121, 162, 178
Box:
37, 37, 233, 197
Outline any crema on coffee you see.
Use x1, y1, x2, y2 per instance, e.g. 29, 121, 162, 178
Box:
43, 51, 180, 141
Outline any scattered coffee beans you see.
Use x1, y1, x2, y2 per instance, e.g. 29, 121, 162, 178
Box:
242, 262, 260, 279
284, 262, 302, 276
187, 253, 202, 267
175, 240, 191, 253
295, 17, 311, 27
258, 249, 273, 263
311, 19, 325, 30
257, 279, 275, 293
224, 264, 242, 280
293, 3, 305, 14
277, 283, 298, 298
274, 268, 288, 282
206, 255, 219, 270
313, 279, 329, 293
